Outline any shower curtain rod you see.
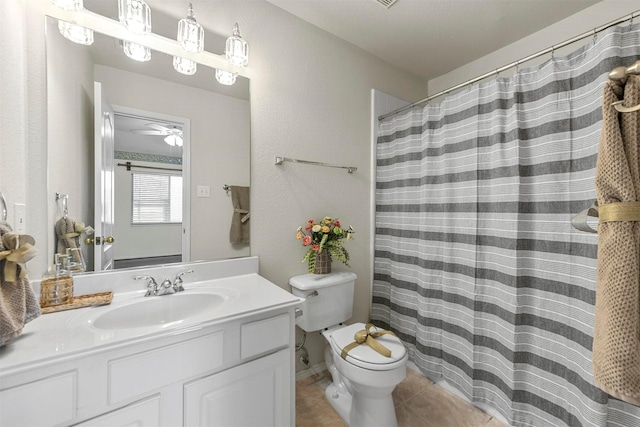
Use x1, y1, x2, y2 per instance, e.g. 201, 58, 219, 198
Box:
379, 9, 639, 121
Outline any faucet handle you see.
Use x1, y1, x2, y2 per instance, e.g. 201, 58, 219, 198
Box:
173, 269, 194, 292
135, 275, 158, 296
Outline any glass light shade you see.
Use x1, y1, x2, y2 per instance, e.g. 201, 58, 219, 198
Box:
51, 0, 83, 11
123, 41, 151, 62
173, 56, 197, 75
118, 0, 151, 35
225, 23, 249, 67
177, 3, 204, 53
164, 134, 183, 147
215, 69, 237, 86
58, 21, 94, 45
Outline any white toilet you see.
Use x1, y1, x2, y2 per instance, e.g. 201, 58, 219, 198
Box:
290, 272, 408, 427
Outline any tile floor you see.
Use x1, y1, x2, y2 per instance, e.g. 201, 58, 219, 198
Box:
296, 367, 508, 427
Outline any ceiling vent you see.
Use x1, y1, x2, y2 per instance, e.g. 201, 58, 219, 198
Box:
374, 0, 398, 9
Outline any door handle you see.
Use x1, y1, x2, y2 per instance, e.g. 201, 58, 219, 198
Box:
85, 237, 100, 245
85, 236, 114, 245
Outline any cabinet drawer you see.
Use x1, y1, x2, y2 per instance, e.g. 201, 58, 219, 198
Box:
76, 395, 160, 427
0, 371, 76, 427
241, 314, 290, 359
109, 331, 223, 404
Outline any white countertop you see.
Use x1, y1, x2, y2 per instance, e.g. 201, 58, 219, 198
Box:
0, 267, 301, 376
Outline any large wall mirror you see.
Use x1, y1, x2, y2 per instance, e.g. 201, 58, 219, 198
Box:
45, 6, 251, 274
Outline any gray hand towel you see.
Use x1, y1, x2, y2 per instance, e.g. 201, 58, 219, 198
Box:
229, 186, 250, 244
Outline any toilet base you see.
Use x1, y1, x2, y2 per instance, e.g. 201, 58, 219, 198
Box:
325, 381, 352, 424
323, 342, 404, 427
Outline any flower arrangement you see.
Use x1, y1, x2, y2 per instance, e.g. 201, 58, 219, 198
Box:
297, 216, 354, 273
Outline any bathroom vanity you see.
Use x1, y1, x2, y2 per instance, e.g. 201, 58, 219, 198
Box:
0, 257, 300, 427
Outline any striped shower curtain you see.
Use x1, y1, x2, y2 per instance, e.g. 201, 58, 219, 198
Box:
373, 23, 640, 427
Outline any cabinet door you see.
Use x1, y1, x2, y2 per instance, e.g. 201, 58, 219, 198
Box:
184, 349, 291, 427
75, 395, 160, 427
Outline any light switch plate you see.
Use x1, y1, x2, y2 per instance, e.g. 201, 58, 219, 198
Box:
197, 185, 211, 198
14, 203, 26, 233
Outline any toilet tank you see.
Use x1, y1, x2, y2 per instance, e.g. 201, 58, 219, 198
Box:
289, 272, 357, 332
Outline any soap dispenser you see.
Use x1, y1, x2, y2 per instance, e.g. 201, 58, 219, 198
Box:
40, 254, 74, 307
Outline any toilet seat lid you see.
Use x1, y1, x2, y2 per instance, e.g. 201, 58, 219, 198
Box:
328, 322, 407, 367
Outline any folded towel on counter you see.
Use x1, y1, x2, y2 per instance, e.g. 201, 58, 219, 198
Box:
229, 186, 250, 244
0, 223, 40, 346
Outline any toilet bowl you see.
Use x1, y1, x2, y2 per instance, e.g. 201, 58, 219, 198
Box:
289, 273, 408, 427
322, 322, 408, 427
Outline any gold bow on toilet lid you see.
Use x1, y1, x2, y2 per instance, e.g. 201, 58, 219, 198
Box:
340, 323, 396, 360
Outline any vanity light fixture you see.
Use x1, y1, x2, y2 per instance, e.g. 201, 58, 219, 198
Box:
215, 69, 238, 86
51, 0, 82, 11
173, 56, 197, 75
58, 20, 94, 45
51, 0, 94, 45
177, 3, 204, 53
123, 40, 151, 62
118, 0, 152, 35
225, 23, 249, 67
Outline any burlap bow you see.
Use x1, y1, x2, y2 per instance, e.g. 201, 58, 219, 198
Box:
0, 233, 37, 282
340, 323, 396, 359
56, 222, 94, 241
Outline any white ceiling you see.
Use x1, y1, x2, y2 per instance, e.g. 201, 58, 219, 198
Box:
264, 0, 601, 80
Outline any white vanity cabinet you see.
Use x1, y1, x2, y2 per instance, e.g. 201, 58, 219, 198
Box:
75, 396, 161, 427
0, 259, 301, 427
184, 348, 290, 426
0, 309, 296, 427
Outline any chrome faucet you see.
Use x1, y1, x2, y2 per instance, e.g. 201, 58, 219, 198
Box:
135, 270, 193, 297
173, 269, 194, 292
157, 278, 175, 296
135, 275, 160, 297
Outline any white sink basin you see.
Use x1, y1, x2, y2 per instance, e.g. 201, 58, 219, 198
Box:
92, 293, 225, 330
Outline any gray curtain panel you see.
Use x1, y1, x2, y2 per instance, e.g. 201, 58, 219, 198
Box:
373, 23, 640, 427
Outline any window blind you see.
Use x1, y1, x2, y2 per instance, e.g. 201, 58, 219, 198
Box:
132, 172, 182, 224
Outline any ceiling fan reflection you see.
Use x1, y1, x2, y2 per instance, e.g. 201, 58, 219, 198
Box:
131, 123, 184, 147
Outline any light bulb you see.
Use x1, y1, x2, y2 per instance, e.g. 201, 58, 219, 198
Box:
177, 3, 204, 53
51, 0, 83, 11
123, 41, 151, 62
216, 69, 237, 86
173, 56, 197, 75
164, 134, 183, 147
58, 20, 94, 45
118, 0, 152, 35
225, 23, 249, 67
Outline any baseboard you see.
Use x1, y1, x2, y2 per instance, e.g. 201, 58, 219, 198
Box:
295, 362, 327, 381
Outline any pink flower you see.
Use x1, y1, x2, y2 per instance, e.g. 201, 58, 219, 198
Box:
312, 244, 320, 251
333, 220, 341, 227
303, 236, 312, 246
305, 225, 312, 231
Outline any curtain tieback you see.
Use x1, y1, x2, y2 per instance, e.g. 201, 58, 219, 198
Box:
340, 323, 395, 359
0, 233, 37, 282
599, 202, 640, 223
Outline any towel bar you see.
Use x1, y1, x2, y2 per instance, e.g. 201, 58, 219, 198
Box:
274, 156, 357, 173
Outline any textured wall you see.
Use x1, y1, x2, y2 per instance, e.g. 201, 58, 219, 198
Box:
3, 0, 428, 370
